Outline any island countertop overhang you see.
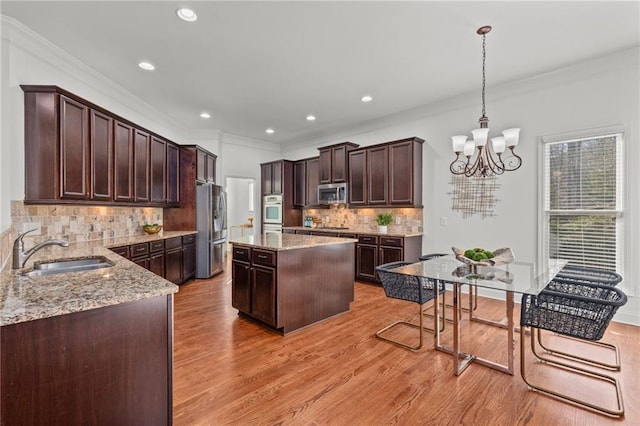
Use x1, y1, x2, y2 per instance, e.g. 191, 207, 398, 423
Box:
229, 233, 357, 251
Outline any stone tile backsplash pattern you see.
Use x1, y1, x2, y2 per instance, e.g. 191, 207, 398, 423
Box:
303, 206, 423, 234
0, 228, 11, 270
11, 201, 163, 246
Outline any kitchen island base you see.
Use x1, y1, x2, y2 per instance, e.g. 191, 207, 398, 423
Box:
231, 235, 356, 334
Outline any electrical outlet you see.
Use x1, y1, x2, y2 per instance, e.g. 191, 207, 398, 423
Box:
440, 217, 448, 227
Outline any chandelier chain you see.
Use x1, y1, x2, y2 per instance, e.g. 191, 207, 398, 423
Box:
481, 33, 486, 118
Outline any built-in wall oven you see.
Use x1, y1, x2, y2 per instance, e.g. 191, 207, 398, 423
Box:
263, 195, 283, 224
263, 223, 283, 235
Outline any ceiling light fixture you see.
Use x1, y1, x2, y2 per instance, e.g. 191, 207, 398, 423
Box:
306, 115, 316, 121
138, 61, 155, 71
176, 8, 197, 22
200, 112, 210, 119
450, 26, 521, 178
361, 95, 373, 103
265, 128, 275, 134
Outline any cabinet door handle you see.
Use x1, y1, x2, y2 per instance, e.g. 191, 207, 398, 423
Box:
257, 254, 267, 259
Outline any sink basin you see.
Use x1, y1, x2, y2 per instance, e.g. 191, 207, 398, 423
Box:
21, 256, 115, 277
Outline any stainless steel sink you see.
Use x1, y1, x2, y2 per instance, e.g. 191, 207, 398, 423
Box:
21, 256, 115, 277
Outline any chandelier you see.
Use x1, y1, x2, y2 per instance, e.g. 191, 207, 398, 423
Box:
450, 26, 522, 178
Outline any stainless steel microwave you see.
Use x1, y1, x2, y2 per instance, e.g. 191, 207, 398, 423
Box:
318, 183, 347, 205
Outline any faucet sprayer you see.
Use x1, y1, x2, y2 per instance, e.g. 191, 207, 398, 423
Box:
12, 229, 69, 269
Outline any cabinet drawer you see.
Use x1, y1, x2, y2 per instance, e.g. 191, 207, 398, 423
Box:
130, 242, 149, 257
358, 235, 378, 245
182, 234, 196, 245
252, 249, 276, 267
110, 245, 130, 258
339, 233, 357, 239
150, 240, 165, 253
165, 236, 182, 250
232, 246, 251, 262
379, 236, 403, 247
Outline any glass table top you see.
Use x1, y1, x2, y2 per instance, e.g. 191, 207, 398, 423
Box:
389, 255, 567, 295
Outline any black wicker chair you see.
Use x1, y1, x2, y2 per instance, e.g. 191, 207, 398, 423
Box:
520, 280, 627, 417
555, 265, 623, 286
375, 261, 445, 351
538, 266, 624, 371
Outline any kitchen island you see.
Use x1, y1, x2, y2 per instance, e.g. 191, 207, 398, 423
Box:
230, 233, 357, 334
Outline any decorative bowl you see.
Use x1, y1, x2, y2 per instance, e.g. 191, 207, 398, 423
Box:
143, 224, 162, 235
452, 246, 514, 267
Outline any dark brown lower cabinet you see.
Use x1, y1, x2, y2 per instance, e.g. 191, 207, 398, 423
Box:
251, 264, 277, 326
165, 246, 183, 284
110, 234, 196, 285
0, 295, 173, 426
356, 234, 422, 282
150, 250, 165, 276
356, 243, 378, 281
182, 235, 196, 282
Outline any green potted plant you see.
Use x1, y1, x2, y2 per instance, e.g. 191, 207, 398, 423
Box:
375, 212, 393, 233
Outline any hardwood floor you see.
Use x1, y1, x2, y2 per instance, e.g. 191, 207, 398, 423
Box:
173, 262, 640, 425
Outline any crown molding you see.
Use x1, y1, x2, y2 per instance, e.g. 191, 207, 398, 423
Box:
285, 46, 640, 148
1, 15, 188, 138
221, 132, 281, 153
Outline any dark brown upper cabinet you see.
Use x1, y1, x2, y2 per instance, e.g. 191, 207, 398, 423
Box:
348, 137, 423, 207
134, 129, 150, 203
348, 150, 367, 206
293, 157, 320, 208
318, 142, 359, 184
59, 95, 90, 200
162, 145, 215, 231
114, 120, 134, 202
261, 161, 285, 195
166, 142, 180, 205
196, 147, 216, 184
22, 85, 182, 207
389, 139, 422, 206
150, 136, 167, 203
90, 109, 113, 201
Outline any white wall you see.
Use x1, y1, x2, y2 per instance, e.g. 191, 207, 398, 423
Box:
283, 47, 640, 325
0, 16, 281, 233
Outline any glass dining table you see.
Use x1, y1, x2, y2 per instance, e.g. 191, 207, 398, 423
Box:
389, 255, 567, 376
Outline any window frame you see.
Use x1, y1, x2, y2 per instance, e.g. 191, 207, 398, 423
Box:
538, 126, 627, 292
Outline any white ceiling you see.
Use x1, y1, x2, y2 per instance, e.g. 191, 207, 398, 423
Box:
2, 1, 639, 145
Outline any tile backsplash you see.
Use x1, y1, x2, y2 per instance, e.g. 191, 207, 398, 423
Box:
11, 201, 163, 245
303, 206, 423, 234
0, 227, 11, 270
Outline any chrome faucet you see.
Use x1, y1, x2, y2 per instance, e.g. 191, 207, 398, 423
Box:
12, 229, 69, 269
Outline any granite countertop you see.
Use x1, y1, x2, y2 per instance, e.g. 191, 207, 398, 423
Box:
230, 233, 358, 251
0, 231, 196, 327
283, 226, 423, 238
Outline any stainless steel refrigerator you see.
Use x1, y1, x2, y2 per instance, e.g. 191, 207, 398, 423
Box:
196, 184, 227, 278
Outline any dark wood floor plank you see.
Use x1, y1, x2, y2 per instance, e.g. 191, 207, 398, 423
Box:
173, 260, 640, 425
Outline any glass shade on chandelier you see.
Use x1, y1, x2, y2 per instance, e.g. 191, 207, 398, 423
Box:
449, 25, 523, 178
450, 127, 522, 177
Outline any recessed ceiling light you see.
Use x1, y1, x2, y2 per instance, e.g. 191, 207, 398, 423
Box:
138, 61, 155, 71
200, 112, 211, 119
265, 128, 275, 134
176, 8, 197, 22
361, 95, 373, 103
306, 115, 316, 121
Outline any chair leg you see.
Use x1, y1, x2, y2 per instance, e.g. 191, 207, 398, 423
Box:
535, 329, 621, 371
520, 326, 625, 417
375, 303, 425, 351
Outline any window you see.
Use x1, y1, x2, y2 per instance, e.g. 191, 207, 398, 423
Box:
542, 132, 624, 273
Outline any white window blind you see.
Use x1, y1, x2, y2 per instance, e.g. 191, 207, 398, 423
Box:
543, 133, 623, 272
